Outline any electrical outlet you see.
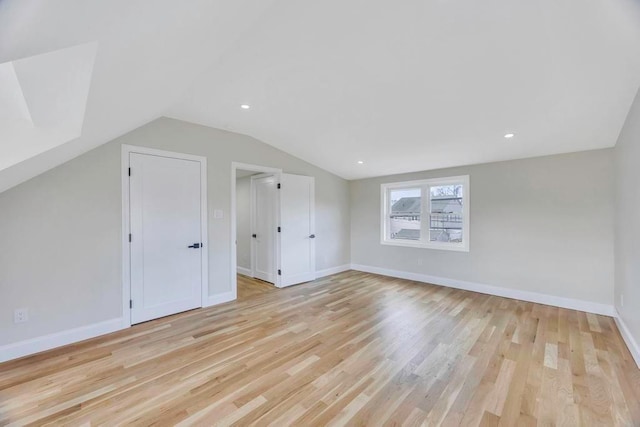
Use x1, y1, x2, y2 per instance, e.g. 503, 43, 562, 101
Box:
214, 209, 223, 219
620, 293, 624, 308
417, 258, 424, 266
14, 308, 28, 323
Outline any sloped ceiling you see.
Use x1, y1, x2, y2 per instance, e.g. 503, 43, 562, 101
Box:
167, 0, 640, 179
1, 0, 640, 191
0, 0, 277, 192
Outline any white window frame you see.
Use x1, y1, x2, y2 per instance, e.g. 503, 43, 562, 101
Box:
380, 175, 470, 252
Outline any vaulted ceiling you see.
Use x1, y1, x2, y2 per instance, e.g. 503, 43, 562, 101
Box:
1, 0, 640, 191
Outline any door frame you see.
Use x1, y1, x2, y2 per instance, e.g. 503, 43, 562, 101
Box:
250, 173, 278, 282
121, 144, 209, 328
231, 162, 282, 297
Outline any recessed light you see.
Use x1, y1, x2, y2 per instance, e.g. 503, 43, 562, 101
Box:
240, 104, 251, 110
504, 133, 515, 139
357, 160, 364, 164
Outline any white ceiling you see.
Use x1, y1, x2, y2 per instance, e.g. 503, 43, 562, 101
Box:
0, 0, 277, 192
1, 0, 640, 190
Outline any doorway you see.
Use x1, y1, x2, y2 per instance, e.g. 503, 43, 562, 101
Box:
235, 169, 278, 284
122, 145, 208, 326
232, 163, 282, 296
230, 162, 316, 298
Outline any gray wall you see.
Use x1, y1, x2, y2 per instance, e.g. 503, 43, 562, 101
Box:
236, 175, 251, 271
0, 114, 623, 350
614, 88, 640, 347
350, 149, 614, 305
0, 117, 350, 346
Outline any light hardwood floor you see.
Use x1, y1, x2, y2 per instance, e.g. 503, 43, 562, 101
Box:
237, 274, 277, 300
1, 271, 639, 426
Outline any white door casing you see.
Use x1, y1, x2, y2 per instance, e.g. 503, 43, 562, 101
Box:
251, 174, 277, 283
123, 146, 208, 326
278, 173, 316, 287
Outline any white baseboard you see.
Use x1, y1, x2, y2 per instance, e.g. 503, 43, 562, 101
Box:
614, 312, 640, 368
0, 317, 124, 364
237, 266, 252, 277
350, 264, 616, 317
1, 268, 626, 366
316, 264, 351, 279
237, 265, 350, 281
2, 290, 238, 363
205, 290, 236, 307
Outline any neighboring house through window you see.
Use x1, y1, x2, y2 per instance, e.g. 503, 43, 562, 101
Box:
381, 175, 470, 251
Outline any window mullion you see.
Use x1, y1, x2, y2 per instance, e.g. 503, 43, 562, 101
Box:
385, 188, 391, 242
421, 184, 429, 245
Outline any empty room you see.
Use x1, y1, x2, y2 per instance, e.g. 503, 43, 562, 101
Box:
1, 1, 639, 425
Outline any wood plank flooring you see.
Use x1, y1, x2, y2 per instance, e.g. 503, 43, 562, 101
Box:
1, 271, 639, 426
237, 274, 277, 300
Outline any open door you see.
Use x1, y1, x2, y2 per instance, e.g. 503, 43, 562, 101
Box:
250, 174, 277, 283
278, 173, 315, 287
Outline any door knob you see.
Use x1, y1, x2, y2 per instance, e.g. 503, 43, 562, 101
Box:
188, 243, 201, 249
309, 234, 316, 239
252, 234, 257, 238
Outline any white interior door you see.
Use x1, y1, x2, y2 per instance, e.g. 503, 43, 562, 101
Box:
129, 152, 203, 324
251, 175, 277, 283
279, 173, 315, 287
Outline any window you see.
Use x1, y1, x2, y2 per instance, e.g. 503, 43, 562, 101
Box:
381, 176, 469, 251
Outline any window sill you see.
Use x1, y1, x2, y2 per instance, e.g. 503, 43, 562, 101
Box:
380, 239, 469, 252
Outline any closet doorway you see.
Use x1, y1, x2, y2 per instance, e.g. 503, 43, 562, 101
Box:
231, 163, 316, 298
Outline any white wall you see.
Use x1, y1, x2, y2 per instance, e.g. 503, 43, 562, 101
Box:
236, 175, 251, 271
614, 87, 640, 361
0, 117, 350, 347
350, 149, 614, 306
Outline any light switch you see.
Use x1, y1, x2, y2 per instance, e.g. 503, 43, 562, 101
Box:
214, 209, 223, 219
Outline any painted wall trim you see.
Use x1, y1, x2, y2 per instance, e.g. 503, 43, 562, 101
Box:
614, 312, 640, 369
316, 264, 351, 279
237, 266, 252, 277
350, 264, 616, 317
1, 289, 236, 363
1, 269, 630, 367
205, 291, 236, 307
0, 318, 124, 364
